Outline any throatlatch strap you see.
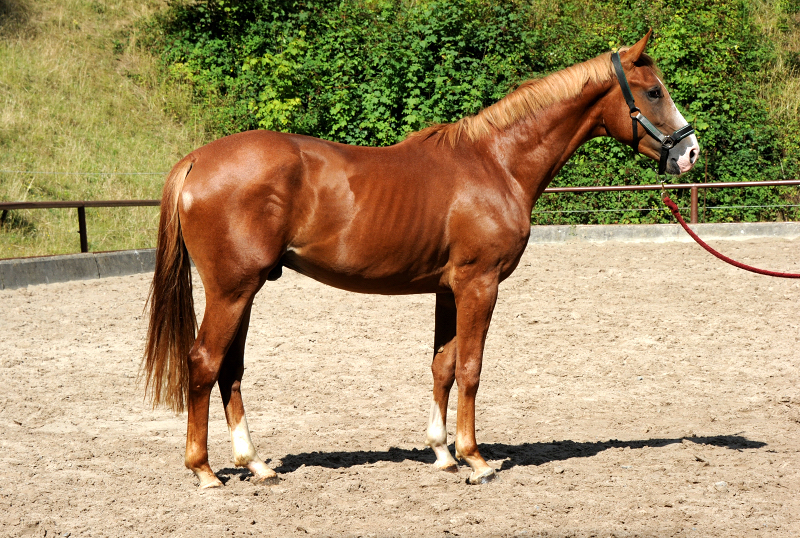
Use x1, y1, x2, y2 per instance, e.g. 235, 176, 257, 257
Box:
611, 52, 639, 150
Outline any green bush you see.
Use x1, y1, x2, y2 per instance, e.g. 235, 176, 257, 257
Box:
144, 0, 800, 224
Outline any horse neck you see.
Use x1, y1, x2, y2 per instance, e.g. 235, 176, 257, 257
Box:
484, 79, 612, 213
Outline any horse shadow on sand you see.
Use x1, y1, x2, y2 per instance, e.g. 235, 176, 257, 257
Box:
216, 434, 766, 483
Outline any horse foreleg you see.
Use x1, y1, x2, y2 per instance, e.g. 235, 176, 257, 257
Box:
218, 302, 278, 485
425, 293, 458, 472
185, 294, 253, 488
453, 275, 498, 484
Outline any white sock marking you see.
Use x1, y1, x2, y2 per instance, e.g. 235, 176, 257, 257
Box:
229, 417, 257, 466
426, 401, 447, 447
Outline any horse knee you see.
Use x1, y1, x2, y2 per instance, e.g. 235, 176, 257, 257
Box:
455, 368, 481, 396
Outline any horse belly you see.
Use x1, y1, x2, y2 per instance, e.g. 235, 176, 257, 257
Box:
282, 233, 448, 295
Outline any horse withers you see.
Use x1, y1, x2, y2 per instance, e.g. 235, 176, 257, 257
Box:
143, 31, 699, 488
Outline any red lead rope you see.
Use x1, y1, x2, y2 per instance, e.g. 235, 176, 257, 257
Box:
661, 193, 800, 278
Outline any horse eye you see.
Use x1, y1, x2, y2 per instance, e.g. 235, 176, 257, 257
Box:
647, 88, 663, 99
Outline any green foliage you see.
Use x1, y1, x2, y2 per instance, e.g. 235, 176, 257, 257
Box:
145, 0, 800, 224
146, 0, 560, 143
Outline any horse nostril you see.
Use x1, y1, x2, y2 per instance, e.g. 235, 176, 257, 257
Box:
689, 148, 698, 163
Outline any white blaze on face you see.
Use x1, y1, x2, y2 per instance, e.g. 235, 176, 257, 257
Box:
660, 77, 700, 174
671, 106, 700, 174
229, 417, 258, 466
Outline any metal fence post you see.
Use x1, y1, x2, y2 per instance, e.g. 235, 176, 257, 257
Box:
77, 206, 88, 253
690, 186, 699, 224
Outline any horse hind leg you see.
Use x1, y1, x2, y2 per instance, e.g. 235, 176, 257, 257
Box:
425, 293, 459, 473
184, 287, 261, 488
218, 300, 278, 485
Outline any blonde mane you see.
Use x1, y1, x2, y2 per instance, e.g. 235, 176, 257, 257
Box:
410, 50, 648, 145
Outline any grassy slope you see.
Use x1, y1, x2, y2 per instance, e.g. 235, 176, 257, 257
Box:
755, 1, 800, 161
0, 0, 205, 257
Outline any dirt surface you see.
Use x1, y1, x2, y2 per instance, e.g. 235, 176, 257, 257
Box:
1, 238, 798, 537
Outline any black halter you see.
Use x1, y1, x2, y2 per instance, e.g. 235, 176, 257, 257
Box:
611, 52, 695, 174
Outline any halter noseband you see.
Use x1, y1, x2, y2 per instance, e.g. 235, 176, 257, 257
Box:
611, 52, 695, 174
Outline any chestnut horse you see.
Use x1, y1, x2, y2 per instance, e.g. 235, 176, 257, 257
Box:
143, 31, 699, 488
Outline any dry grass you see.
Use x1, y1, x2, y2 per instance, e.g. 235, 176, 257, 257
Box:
0, 0, 32, 35
754, 0, 800, 155
0, 0, 206, 257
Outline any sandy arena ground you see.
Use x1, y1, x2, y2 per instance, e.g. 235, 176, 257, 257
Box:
0, 238, 798, 537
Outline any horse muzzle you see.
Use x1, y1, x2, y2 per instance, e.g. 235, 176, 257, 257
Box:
665, 134, 700, 175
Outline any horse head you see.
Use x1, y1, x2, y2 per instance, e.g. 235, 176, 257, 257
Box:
602, 30, 700, 175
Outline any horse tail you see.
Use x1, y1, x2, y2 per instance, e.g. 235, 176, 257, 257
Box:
141, 156, 196, 413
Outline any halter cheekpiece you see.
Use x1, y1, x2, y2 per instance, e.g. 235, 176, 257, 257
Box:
611, 52, 695, 174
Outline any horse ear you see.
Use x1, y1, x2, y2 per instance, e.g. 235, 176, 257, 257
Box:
622, 29, 652, 66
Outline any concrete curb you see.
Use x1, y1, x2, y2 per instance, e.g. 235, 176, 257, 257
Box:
0, 249, 155, 290
527, 221, 800, 244
1, 221, 798, 289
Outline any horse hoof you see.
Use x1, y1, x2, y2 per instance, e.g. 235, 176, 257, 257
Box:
434, 462, 458, 473
466, 469, 496, 485
252, 473, 280, 486
199, 477, 224, 489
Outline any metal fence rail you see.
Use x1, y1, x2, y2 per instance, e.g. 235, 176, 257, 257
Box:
542, 180, 800, 224
0, 200, 160, 253
2, 180, 799, 255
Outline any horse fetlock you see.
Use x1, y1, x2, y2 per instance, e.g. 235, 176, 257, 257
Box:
454, 440, 473, 461
428, 441, 458, 472
455, 441, 491, 480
